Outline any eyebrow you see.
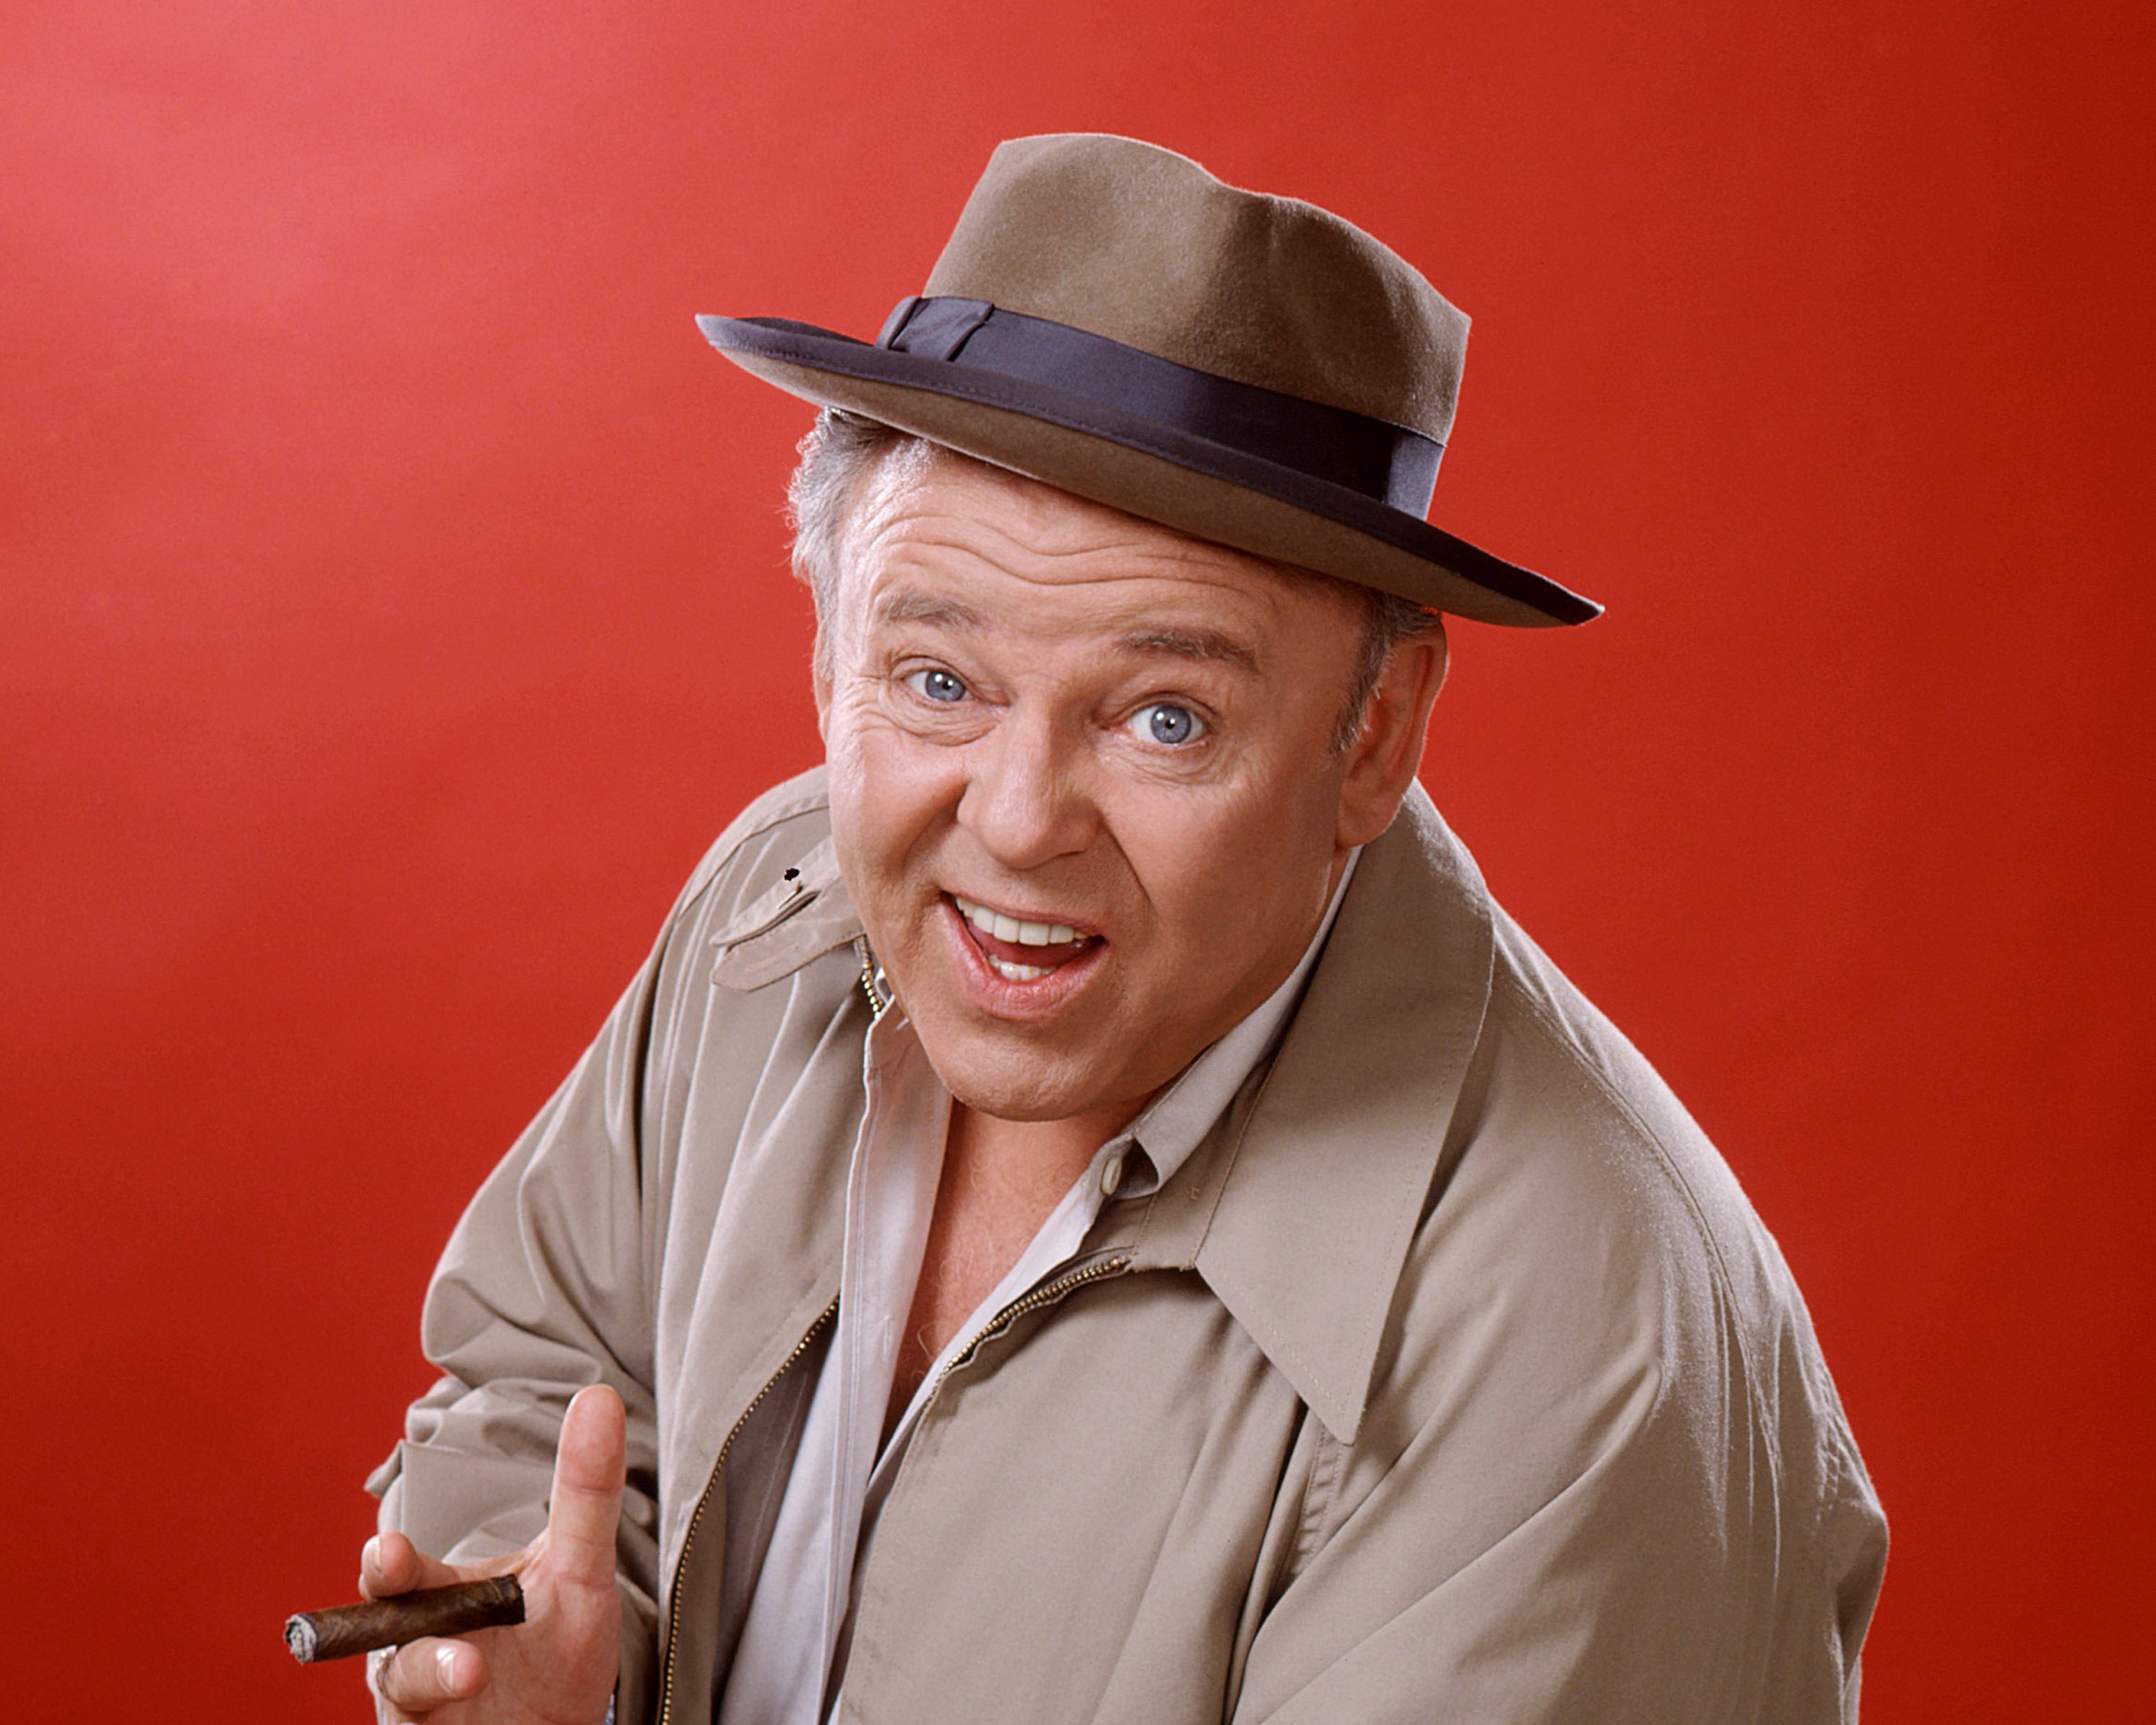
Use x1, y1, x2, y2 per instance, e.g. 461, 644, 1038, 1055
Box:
1115, 626, 1262, 675
870, 589, 990, 631
870, 588, 1262, 676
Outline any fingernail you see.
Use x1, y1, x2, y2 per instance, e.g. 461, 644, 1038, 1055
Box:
437, 1643, 464, 1693
362, 1535, 379, 1570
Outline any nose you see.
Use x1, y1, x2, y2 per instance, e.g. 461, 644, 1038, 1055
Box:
957, 705, 1100, 871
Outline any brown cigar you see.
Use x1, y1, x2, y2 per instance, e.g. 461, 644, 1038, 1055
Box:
285, 1574, 525, 1663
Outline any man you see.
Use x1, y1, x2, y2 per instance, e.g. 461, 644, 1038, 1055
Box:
360, 134, 1886, 1723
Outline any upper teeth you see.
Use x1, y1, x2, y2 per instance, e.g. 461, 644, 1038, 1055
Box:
954, 896, 1082, 947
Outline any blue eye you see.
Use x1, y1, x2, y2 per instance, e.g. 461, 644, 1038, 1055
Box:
906, 668, 969, 704
1128, 703, 1205, 745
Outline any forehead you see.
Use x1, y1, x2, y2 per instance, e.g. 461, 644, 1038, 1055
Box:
837, 446, 1354, 639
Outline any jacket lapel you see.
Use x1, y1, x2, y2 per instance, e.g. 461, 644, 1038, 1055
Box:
1133, 784, 1496, 1445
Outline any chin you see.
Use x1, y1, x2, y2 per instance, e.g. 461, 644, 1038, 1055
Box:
924, 1035, 1118, 1125
939, 1064, 1094, 1125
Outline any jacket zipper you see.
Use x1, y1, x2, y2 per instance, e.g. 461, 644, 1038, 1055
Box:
928, 1254, 1133, 1393
655, 1298, 837, 1725
657, 1257, 1132, 1721
854, 935, 890, 1021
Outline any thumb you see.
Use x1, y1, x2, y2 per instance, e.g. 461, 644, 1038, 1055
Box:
544, 1384, 627, 1584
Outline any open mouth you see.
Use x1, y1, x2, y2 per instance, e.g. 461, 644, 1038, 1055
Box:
949, 893, 1101, 983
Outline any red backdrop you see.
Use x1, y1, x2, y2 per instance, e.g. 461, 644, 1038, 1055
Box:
3, 1, 2148, 1715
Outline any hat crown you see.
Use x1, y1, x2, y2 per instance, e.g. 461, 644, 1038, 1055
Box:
922, 134, 1467, 445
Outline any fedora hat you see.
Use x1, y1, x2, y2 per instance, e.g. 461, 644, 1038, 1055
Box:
698, 134, 1598, 628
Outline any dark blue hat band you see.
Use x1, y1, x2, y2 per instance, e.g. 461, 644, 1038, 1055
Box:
872, 297, 1444, 517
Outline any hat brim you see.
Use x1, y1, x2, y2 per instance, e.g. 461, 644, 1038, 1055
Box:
698, 316, 1598, 628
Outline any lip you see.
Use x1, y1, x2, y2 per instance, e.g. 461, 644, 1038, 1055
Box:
938, 893, 1108, 1019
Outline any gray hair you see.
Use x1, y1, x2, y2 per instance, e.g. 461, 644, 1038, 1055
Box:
786, 408, 1436, 753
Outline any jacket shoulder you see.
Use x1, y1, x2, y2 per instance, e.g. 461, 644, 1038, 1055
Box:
666, 764, 837, 930
1270, 824, 1886, 1708
1474, 906, 1812, 1393
1415, 898, 1882, 1593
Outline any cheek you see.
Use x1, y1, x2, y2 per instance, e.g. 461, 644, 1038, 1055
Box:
1117, 769, 1340, 941
826, 712, 962, 884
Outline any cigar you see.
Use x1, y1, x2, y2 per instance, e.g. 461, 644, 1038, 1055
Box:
285, 1574, 525, 1663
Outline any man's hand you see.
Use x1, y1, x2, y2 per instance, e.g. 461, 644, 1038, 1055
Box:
363, 1385, 626, 1724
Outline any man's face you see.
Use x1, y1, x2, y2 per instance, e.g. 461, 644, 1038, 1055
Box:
817, 448, 1407, 1129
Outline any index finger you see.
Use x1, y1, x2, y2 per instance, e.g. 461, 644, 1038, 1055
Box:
544, 1384, 627, 1581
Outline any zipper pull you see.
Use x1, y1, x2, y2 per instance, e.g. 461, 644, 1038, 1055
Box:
853, 936, 892, 1020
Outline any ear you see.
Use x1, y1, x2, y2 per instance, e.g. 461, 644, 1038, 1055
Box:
1335, 622, 1448, 850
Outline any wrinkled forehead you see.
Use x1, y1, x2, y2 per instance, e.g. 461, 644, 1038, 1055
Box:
831, 441, 1364, 638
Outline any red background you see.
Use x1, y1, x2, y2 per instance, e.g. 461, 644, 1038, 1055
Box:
3, 1, 2148, 1716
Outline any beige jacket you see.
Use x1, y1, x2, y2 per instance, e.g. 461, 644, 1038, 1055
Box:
372, 768, 1886, 1724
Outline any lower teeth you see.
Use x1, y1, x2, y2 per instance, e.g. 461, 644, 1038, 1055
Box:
990, 958, 1051, 983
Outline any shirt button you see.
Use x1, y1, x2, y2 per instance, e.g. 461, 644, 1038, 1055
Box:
1100, 1153, 1126, 1197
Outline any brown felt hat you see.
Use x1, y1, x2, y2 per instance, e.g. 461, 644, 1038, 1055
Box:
698, 134, 1598, 627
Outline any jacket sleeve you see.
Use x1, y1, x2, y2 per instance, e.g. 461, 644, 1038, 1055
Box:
365, 924, 673, 1722
363, 788, 801, 1725
1230, 1361, 1886, 1724
363, 769, 846, 1724
1227, 975, 1889, 1724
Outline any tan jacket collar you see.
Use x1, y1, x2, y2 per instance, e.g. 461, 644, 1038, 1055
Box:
1115, 786, 1494, 1444
706, 781, 1495, 1449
